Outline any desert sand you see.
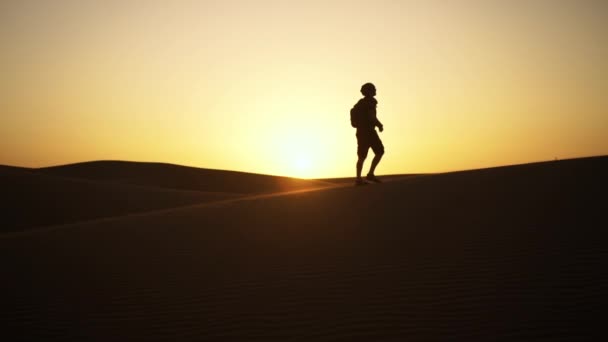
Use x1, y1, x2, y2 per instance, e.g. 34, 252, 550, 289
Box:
1, 156, 606, 340
1, 161, 331, 232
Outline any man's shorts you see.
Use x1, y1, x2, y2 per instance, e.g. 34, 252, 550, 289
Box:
356, 129, 384, 159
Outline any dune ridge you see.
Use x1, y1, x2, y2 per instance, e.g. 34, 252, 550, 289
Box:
37, 160, 335, 193
0, 161, 337, 232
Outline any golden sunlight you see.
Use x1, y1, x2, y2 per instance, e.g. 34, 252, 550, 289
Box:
291, 155, 313, 179
273, 129, 323, 179
1, 1, 606, 176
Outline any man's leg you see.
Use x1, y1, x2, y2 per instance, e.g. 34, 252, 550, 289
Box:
367, 133, 385, 176
356, 133, 369, 180
368, 152, 383, 176
356, 157, 365, 179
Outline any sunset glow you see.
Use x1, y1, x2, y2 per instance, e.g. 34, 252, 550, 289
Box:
1, 1, 607, 178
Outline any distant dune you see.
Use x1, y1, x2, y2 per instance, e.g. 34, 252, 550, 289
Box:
1, 156, 606, 340
0, 161, 333, 232
38, 160, 334, 194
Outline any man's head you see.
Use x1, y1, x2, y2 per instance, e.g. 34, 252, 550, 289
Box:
361, 82, 376, 97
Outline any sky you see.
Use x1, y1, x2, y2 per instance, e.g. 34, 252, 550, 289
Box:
1, 0, 607, 178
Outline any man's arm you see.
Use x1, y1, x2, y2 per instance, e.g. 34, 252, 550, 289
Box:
375, 117, 384, 132
370, 102, 384, 132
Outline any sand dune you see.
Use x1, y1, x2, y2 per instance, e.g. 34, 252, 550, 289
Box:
0, 166, 242, 233
38, 160, 334, 194
1, 162, 334, 232
1, 156, 606, 340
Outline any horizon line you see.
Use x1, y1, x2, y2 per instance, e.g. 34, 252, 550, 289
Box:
2, 154, 606, 180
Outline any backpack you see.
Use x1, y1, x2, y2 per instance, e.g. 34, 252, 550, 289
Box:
350, 101, 363, 128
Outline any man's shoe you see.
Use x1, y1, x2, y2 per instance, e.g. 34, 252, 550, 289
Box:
366, 174, 382, 183
355, 178, 368, 186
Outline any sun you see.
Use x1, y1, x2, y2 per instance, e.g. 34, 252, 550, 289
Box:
292, 155, 313, 178
271, 125, 329, 179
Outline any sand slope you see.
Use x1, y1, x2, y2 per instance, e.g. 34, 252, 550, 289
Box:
0, 166, 242, 233
1, 162, 333, 232
1, 156, 606, 341
38, 160, 333, 194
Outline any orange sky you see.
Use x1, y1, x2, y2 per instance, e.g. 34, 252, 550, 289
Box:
1, 0, 607, 178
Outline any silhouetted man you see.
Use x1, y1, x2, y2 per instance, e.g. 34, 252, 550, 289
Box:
352, 82, 384, 185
